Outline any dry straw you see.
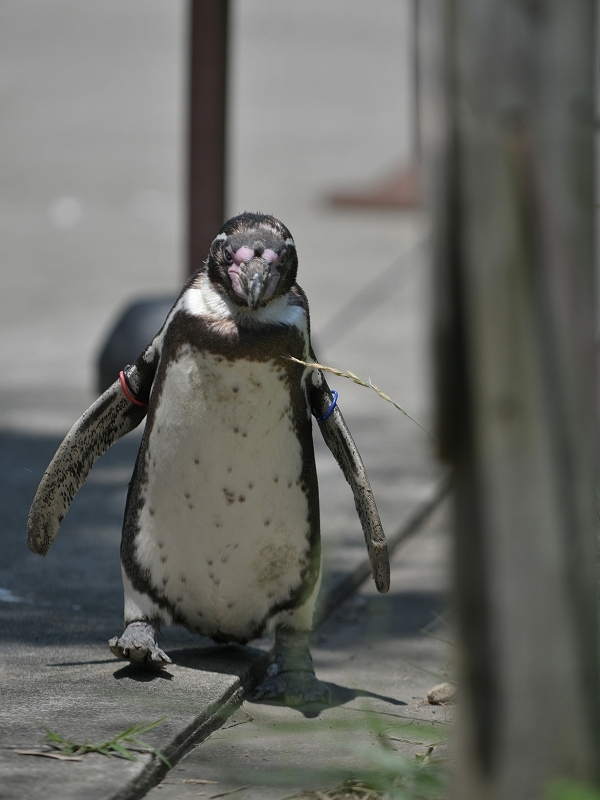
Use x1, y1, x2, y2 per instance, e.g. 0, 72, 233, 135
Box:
288, 357, 434, 439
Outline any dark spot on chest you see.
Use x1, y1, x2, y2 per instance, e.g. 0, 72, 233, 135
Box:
223, 488, 235, 505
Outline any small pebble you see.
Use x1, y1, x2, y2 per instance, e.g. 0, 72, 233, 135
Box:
427, 681, 457, 705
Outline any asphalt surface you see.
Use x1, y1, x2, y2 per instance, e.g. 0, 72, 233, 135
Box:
0, 3, 450, 799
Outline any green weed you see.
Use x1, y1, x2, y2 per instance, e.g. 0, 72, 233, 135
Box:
43, 716, 172, 767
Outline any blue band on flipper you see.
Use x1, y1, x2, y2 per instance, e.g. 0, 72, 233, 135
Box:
313, 391, 338, 421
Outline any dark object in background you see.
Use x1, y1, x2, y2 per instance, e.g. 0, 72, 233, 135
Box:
327, 163, 422, 210
96, 296, 176, 393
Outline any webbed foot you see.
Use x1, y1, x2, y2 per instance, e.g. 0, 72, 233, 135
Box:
251, 626, 332, 706
108, 621, 172, 669
253, 668, 332, 706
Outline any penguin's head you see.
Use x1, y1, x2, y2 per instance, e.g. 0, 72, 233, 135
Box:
205, 212, 298, 310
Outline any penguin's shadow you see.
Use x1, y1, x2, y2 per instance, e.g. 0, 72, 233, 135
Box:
112, 663, 174, 681
247, 683, 407, 719
109, 644, 406, 719
111, 644, 265, 683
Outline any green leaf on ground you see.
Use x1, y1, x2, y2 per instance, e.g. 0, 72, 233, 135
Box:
41, 716, 172, 767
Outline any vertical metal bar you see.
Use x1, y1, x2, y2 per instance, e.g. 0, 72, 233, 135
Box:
187, 0, 229, 275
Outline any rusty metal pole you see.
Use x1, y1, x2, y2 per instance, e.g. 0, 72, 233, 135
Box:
187, 0, 229, 275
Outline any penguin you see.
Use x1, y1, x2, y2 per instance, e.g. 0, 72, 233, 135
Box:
27, 212, 389, 706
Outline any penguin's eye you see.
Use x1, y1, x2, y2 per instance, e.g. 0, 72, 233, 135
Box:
223, 247, 233, 265
278, 249, 288, 267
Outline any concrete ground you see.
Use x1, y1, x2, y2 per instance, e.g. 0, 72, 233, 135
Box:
0, 2, 451, 799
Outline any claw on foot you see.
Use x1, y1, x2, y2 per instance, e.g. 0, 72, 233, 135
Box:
108, 621, 172, 669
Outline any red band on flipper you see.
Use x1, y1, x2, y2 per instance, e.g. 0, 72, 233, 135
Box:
119, 371, 148, 407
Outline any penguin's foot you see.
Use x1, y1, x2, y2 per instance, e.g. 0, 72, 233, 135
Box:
251, 626, 332, 706
108, 621, 172, 669
252, 668, 332, 706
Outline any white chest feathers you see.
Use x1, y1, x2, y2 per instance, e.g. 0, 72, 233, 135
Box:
131, 348, 315, 640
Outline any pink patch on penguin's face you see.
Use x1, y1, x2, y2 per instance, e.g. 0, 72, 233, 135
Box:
262, 248, 279, 264
227, 264, 245, 300
262, 272, 280, 300
225, 244, 286, 304
232, 245, 254, 265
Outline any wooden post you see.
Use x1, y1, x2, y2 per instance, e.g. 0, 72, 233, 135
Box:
187, 0, 229, 275
424, 1, 599, 796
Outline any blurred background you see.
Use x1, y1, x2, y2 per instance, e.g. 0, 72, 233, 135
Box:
0, 0, 429, 440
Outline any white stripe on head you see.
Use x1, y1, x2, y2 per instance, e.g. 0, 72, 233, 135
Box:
213, 232, 227, 242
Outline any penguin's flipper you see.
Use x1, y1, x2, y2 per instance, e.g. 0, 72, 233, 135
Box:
309, 370, 390, 594
27, 358, 156, 556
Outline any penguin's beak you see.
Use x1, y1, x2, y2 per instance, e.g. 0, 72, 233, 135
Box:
229, 257, 280, 309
